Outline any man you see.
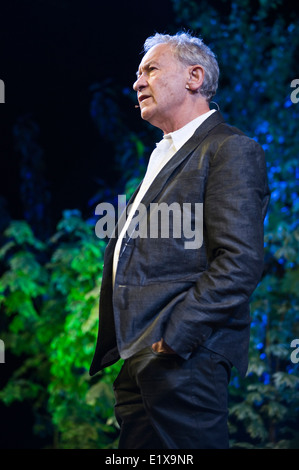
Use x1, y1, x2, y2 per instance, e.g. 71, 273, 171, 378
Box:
90, 32, 270, 449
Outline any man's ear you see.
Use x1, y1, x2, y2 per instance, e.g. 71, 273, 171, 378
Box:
186, 65, 205, 93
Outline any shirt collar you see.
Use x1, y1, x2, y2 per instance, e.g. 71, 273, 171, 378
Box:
165, 109, 216, 153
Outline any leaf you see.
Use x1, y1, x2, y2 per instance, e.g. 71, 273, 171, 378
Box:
0, 241, 15, 260
273, 371, 299, 390
85, 381, 115, 417
4, 221, 45, 250
261, 401, 288, 420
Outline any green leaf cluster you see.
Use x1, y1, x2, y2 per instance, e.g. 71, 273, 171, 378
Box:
0, 214, 122, 448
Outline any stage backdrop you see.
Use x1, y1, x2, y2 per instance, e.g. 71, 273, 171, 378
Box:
0, 0, 298, 449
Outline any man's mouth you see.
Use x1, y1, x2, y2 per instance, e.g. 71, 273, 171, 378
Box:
139, 95, 151, 104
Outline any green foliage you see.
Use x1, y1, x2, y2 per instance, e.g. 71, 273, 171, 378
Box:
171, 0, 299, 448
0, 214, 122, 448
0, 93, 151, 448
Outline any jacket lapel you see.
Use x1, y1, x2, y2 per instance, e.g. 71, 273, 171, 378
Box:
104, 181, 142, 255
106, 111, 225, 254
130, 111, 225, 218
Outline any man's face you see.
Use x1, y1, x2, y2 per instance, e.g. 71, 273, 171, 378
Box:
133, 43, 189, 132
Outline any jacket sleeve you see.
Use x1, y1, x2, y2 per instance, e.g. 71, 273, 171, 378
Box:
163, 134, 270, 359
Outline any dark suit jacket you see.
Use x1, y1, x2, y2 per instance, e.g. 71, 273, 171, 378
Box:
90, 111, 270, 378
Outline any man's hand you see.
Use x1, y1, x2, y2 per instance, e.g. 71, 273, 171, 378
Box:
151, 338, 177, 354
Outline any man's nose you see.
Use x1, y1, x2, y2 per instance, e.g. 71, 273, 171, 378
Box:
133, 73, 147, 91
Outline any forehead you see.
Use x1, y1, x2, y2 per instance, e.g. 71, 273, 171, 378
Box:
138, 43, 178, 71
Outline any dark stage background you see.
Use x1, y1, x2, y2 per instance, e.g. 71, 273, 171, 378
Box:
0, 0, 175, 227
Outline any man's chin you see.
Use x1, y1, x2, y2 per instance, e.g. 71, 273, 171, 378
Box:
140, 106, 152, 121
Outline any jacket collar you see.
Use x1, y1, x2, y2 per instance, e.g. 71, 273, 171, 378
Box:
137, 111, 225, 208
107, 111, 225, 247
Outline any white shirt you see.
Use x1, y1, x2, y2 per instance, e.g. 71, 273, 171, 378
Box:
112, 109, 216, 285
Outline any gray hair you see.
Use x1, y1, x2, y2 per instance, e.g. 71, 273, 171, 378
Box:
143, 32, 219, 101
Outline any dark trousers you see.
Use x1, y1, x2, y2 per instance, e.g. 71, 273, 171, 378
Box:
113, 345, 232, 449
